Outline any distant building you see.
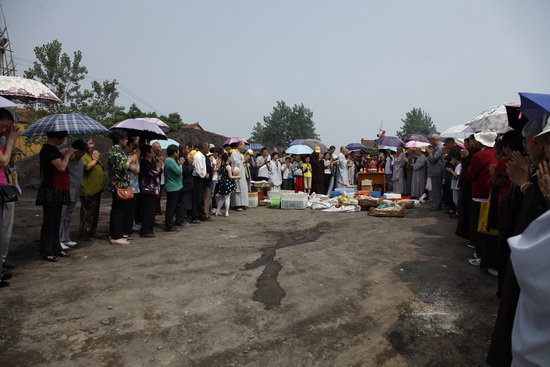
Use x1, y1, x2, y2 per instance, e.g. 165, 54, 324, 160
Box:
183, 122, 204, 131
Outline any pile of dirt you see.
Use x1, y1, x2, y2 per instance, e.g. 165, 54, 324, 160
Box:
17, 127, 231, 189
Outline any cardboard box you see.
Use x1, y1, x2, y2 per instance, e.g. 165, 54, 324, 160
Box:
361, 179, 373, 191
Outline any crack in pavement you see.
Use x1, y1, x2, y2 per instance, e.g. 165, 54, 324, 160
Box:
244, 222, 326, 310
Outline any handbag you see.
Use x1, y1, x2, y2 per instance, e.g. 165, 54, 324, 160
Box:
116, 187, 134, 201
0, 185, 19, 203
477, 192, 499, 236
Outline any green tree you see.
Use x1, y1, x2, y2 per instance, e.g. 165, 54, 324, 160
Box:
396, 108, 437, 138
23, 40, 121, 123
251, 101, 319, 147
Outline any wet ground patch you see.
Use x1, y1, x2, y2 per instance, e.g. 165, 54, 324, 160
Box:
243, 222, 328, 310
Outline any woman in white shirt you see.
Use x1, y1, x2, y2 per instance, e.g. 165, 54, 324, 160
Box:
268, 152, 283, 190
281, 156, 294, 190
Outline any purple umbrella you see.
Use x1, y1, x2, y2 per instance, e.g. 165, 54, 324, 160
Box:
346, 142, 367, 151
223, 137, 248, 145
375, 135, 404, 147
402, 133, 429, 143
110, 118, 167, 140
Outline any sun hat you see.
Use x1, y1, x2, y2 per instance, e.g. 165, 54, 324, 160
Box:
474, 132, 497, 148
534, 115, 550, 138
314, 146, 321, 153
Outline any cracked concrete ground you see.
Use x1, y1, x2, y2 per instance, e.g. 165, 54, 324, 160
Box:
0, 192, 497, 366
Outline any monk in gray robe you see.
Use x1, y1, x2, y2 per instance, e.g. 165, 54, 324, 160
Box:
231, 141, 248, 209
335, 146, 349, 188
411, 148, 427, 198
392, 146, 406, 193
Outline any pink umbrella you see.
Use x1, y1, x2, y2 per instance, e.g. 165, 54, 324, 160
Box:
405, 140, 430, 148
223, 137, 248, 145
0, 76, 61, 104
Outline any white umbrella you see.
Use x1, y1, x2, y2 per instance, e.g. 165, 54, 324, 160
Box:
150, 138, 180, 149
0, 76, 61, 104
137, 117, 169, 130
0, 96, 16, 108
440, 124, 475, 139
466, 103, 516, 133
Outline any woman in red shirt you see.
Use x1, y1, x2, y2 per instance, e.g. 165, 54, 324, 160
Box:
36, 131, 75, 262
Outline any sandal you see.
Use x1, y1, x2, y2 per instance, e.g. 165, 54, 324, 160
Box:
43, 256, 58, 262
55, 251, 70, 257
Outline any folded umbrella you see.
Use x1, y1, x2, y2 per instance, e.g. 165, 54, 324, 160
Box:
20, 113, 109, 137
286, 144, 313, 155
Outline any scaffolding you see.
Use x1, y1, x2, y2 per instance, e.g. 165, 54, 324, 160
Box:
0, 4, 16, 76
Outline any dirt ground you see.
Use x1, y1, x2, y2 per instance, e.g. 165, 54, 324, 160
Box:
0, 191, 498, 367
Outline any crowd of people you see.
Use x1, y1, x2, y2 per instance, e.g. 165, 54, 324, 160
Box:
1, 105, 550, 365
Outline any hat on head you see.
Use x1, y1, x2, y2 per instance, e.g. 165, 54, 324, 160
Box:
314, 146, 321, 153
535, 115, 550, 138
474, 132, 497, 147
189, 150, 197, 156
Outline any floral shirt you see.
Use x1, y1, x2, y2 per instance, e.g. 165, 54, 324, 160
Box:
108, 145, 129, 191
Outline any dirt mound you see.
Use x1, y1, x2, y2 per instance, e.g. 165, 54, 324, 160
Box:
167, 128, 228, 148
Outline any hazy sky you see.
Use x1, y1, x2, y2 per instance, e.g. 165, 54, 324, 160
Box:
3, 0, 550, 147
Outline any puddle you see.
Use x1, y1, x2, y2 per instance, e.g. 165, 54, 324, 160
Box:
244, 223, 326, 309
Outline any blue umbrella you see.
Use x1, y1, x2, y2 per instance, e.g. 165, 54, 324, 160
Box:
20, 113, 110, 137
519, 92, 550, 120
374, 135, 404, 147
379, 145, 397, 152
286, 144, 313, 155
289, 139, 304, 146
245, 143, 265, 152
150, 138, 180, 149
346, 143, 367, 151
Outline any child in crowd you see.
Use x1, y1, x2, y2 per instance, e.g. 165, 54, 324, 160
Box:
282, 156, 294, 190
302, 155, 312, 194
447, 150, 462, 218
291, 155, 303, 193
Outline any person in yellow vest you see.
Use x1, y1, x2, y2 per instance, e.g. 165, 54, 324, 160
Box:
302, 155, 313, 195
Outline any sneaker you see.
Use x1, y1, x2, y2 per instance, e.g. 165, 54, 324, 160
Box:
225, 213, 229, 217
215, 212, 224, 216
488, 268, 499, 277
65, 241, 77, 247
60, 242, 69, 250
469, 258, 481, 266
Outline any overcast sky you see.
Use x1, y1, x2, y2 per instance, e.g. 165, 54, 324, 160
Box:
3, 0, 550, 147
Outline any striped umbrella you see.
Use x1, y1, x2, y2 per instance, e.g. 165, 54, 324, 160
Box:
20, 113, 109, 137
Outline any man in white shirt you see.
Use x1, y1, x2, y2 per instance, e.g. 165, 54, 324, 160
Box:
256, 148, 270, 181
191, 143, 210, 223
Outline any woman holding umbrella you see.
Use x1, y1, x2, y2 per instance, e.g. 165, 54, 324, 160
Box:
36, 130, 74, 262
107, 130, 138, 245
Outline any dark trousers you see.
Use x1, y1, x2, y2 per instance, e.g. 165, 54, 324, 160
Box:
40, 204, 63, 257
443, 181, 455, 210
140, 194, 157, 235
176, 190, 192, 225
155, 185, 164, 214
165, 189, 183, 230
79, 191, 101, 237
110, 192, 127, 240
385, 174, 393, 191
192, 176, 206, 220
123, 196, 137, 235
